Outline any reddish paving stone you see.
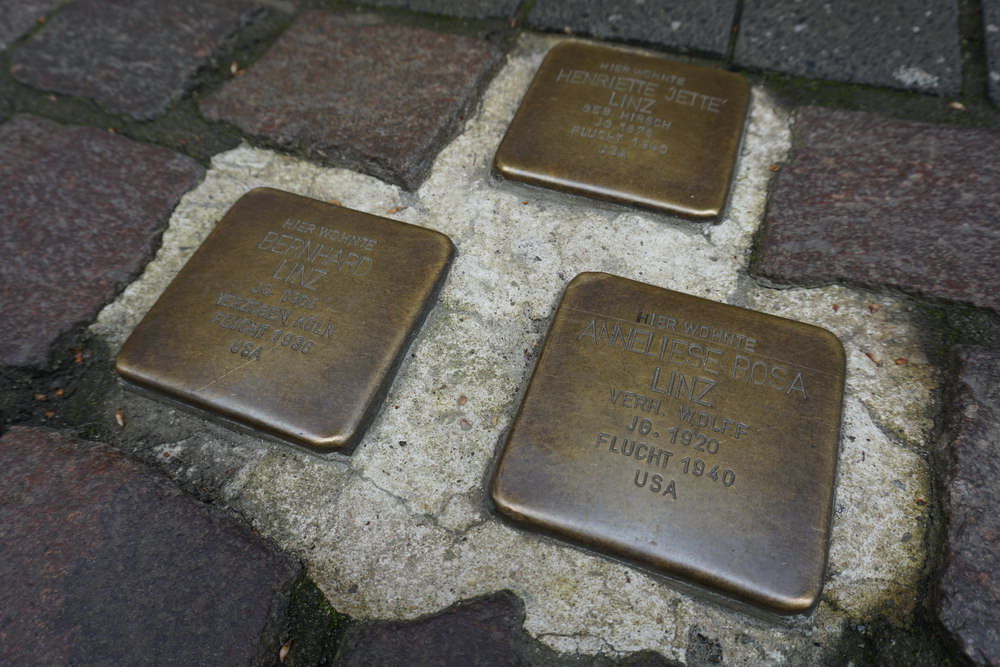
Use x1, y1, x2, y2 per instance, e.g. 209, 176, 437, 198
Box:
352, 0, 523, 19
0, 115, 203, 368
528, 0, 739, 56
753, 107, 1000, 314
936, 347, 1000, 666
10, 0, 265, 120
0, 0, 58, 49
201, 13, 502, 189
0, 426, 301, 665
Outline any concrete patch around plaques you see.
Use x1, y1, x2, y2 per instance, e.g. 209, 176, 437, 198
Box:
491, 272, 846, 616
116, 188, 454, 454
743, 284, 940, 449
824, 397, 928, 621
494, 40, 750, 219
92, 32, 937, 663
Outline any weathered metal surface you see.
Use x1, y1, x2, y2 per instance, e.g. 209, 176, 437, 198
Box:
117, 188, 454, 454
491, 272, 845, 614
494, 40, 750, 219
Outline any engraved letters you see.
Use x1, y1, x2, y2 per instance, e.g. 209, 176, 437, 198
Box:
492, 273, 846, 614
116, 188, 455, 453
494, 41, 751, 218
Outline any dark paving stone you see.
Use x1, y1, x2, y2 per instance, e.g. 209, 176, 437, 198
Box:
0, 426, 301, 665
735, 0, 962, 94
985, 0, 1000, 105
202, 13, 501, 189
352, 0, 522, 19
335, 591, 678, 666
0, 115, 203, 368
528, 0, 738, 56
336, 593, 532, 667
935, 347, 1000, 666
10, 0, 265, 120
753, 107, 1000, 314
336, 592, 532, 666
0, 0, 57, 49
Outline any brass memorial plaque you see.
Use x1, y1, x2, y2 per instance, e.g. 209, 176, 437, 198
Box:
494, 41, 750, 218
491, 273, 845, 614
117, 188, 454, 454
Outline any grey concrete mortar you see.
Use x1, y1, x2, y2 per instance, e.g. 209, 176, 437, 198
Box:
93, 33, 944, 663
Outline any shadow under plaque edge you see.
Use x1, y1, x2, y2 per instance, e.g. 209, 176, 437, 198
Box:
116, 188, 455, 455
490, 272, 846, 616
494, 40, 751, 220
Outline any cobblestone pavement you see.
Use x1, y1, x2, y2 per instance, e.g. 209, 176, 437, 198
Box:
1, 1, 999, 665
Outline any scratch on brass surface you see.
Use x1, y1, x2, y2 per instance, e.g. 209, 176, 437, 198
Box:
193, 346, 275, 392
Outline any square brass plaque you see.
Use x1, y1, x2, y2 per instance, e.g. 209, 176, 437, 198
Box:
494, 40, 750, 219
117, 188, 454, 454
491, 273, 845, 614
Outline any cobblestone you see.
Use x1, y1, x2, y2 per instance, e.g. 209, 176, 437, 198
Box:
2, 0, 997, 661
0, 0, 57, 49
10, 0, 265, 120
351, 0, 523, 19
0, 426, 301, 665
0, 114, 203, 368
985, 0, 1000, 105
528, 0, 738, 56
936, 347, 1000, 666
754, 107, 1000, 314
201, 13, 502, 190
337, 593, 532, 666
735, 0, 962, 94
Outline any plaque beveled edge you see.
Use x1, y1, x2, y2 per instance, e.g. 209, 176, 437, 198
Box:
492, 40, 752, 220
115, 188, 457, 456
488, 271, 846, 617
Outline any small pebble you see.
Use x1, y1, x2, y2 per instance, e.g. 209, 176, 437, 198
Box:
279, 640, 293, 663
